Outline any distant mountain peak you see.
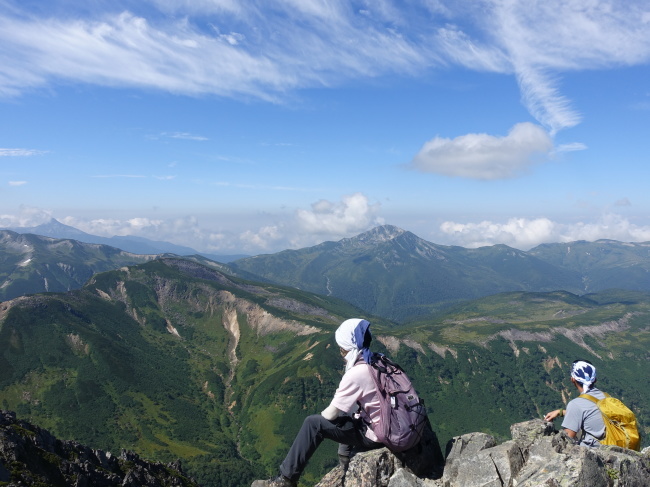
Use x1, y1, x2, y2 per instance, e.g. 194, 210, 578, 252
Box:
346, 225, 406, 245
1, 218, 220, 259
36, 218, 90, 234
6, 218, 93, 239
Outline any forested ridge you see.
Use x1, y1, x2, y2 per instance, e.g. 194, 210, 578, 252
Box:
0, 259, 648, 485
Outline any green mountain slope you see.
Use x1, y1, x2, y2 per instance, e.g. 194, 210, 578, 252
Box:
0, 258, 372, 486
9, 226, 650, 328
229, 225, 583, 321
386, 289, 650, 448
529, 239, 650, 292
0, 230, 157, 301
1, 259, 648, 486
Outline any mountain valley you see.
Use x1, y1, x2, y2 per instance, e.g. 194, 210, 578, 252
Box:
0, 255, 648, 485
1, 224, 650, 485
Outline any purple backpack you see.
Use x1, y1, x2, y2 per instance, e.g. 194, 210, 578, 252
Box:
359, 354, 427, 452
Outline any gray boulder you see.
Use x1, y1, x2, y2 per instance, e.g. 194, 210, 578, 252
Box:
442, 432, 497, 485
315, 419, 650, 487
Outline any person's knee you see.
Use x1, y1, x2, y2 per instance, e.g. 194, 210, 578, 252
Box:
301, 414, 331, 438
303, 414, 324, 428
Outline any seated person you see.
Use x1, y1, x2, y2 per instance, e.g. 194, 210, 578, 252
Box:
252, 318, 384, 487
544, 359, 605, 447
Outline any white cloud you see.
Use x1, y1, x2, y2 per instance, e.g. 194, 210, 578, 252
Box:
0, 11, 287, 100
49, 194, 383, 254
435, 1, 650, 133
435, 25, 512, 73
556, 142, 587, 153
295, 192, 384, 235
0, 4, 429, 101
0, 148, 46, 156
91, 174, 146, 178
8, 181, 27, 186
410, 122, 554, 179
238, 225, 285, 252
1, 1, 649, 135
438, 213, 650, 250
60, 215, 183, 238
5, 202, 650, 256
439, 217, 558, 249
515, 67, 582, 135
0, 205, 53, 227
148, 0, 243, 16
217, 32, 245, 46
232, 193, 385, 253
163, 132, 209, 141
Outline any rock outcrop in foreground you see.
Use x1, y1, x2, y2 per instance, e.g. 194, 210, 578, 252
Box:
0, 410, 198, 487
316, 419, 650, 487
3, 409, 648, 487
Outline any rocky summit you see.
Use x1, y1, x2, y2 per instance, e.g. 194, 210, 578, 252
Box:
315, 419, 650, 487
0, 410, 198, 487
2, 408, 649, 486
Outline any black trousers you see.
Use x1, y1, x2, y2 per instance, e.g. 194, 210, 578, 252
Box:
279, 414, 382, 481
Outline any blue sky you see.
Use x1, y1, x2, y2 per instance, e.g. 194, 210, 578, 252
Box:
1, 0, 650, 255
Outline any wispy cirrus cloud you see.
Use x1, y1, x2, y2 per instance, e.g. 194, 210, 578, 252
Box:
212, 181, 315, 192
0, 2, 429, 100
91, 174, 146, 178
412, 1, 650, 180
439, 1, 650, 134
1, 1, 648, 125
162, 132, 209, 141
0, 148, 47, 156
1, 0, 650, 178
556, 142, 587, 153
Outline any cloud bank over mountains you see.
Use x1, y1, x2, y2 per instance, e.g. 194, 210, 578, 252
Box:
3, 199, 650, 254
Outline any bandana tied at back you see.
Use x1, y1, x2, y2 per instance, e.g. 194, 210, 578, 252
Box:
571, 360, 597, 393
335, 318, 373, 371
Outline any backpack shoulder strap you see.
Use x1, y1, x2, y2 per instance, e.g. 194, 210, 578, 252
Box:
578, 393, 599, 405
578, 391, 610, 404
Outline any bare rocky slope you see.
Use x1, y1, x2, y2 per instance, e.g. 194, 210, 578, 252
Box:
0, 230, 157, 301
315, 419, 650, 487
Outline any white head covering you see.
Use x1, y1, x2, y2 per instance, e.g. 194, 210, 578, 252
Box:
571, 360, 597, 393
335, 318, 372, 371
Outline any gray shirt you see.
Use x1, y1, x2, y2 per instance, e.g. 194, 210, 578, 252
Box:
562, 387, 606, 447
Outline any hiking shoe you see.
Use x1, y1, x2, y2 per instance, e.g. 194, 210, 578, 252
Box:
338, 454, 350, 471
251, 475, 297, 487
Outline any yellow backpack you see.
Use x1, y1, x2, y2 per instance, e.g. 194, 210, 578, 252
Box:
579, 393, 640, 451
